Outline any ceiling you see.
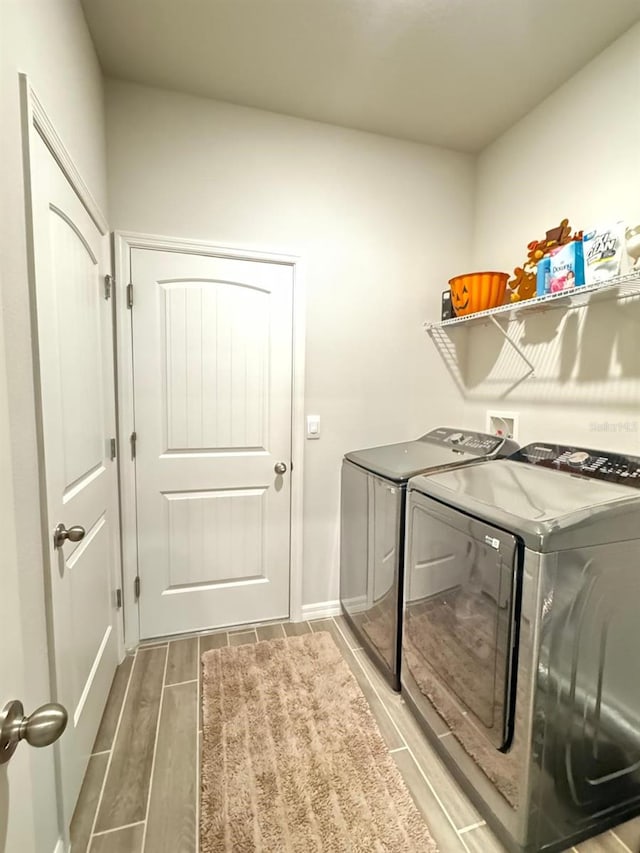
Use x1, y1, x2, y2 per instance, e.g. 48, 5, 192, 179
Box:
81, 0, 640, 152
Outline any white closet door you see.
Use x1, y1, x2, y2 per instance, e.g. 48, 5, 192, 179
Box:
131, 249, 293, 638
29, 131, 119, 824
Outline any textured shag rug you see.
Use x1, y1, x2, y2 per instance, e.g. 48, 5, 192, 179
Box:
200, 631, 437, 852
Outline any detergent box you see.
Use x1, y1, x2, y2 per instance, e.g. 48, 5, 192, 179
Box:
536, 255, 551, 297
546, 242, 585, 294
583, 222, 625, 285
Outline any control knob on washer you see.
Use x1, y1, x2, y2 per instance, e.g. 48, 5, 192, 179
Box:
567, 451, 590, 467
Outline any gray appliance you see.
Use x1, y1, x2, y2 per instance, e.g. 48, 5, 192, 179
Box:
339, 426, 517, 691
402, 443, 640, 852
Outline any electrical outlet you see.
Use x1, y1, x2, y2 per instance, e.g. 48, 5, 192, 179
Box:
487, 410, 519, 441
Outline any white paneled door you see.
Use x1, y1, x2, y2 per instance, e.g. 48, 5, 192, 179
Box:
29, 132, 120, 825
131, 249, 294, 638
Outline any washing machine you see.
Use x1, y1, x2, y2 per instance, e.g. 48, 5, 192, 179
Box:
402, 442, 640, 852
339, 426, 518, 691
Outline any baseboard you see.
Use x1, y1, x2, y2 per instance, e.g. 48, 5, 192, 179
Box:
301, 600, 341, 620
339, 593, 369, 614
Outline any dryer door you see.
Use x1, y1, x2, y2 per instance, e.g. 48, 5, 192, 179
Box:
404, 492, 520, 749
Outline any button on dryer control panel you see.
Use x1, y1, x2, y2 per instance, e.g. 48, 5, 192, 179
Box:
516, 444, 640, 488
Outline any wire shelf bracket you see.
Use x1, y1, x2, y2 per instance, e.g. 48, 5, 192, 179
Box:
487, 314, 536, 381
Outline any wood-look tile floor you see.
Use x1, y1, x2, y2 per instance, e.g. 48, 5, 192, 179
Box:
70, 616, 640, 853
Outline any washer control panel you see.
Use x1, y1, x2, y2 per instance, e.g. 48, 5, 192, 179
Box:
423, 427, 507, 456
514, 443, 640, 487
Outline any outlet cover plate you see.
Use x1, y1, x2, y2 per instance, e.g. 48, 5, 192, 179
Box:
486, 410, 519, 441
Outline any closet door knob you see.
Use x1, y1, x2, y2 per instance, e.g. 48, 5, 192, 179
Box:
53, 523, 86, 549
0, 700, 68, 765
274, 462, 287, 475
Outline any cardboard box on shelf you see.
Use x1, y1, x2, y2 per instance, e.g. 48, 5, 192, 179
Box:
583, 223, 625, 285
547, 242, 585, 294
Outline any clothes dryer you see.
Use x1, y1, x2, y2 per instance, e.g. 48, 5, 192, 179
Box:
403, 442, 640, 852
339, 427, 517, 690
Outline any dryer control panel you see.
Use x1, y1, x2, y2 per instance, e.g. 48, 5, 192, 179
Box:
513, 443, 640, 488
422, 427, 510, 456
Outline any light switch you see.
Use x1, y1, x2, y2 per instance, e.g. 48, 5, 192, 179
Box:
306, 415, 320, 439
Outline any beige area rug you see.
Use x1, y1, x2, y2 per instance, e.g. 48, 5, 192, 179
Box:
201, 631, 437, 852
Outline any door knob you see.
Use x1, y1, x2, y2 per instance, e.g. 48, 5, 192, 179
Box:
274, 462, 287, 475
53, 523, 85, 549
0, 700, 68, 765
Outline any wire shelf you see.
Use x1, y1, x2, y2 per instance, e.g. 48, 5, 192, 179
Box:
424, 271, 640, 331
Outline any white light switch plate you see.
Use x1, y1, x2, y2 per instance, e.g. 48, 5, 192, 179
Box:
306, 414, 320, 439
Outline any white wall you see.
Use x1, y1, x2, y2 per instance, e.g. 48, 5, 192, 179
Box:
105, 80, 474, 607
0, 1, 108, 849
462, 23, 640, 453
105, 18, 640, 617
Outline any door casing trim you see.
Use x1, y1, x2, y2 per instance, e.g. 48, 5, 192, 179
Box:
23, 78, 109, 236
113, 231, 306, 648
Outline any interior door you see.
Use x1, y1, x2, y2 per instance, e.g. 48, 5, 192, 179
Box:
130, 249, 294, 638
28, 131, 120, 825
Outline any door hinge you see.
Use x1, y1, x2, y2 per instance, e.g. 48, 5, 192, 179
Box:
115, 588, 123, 609
109, 437, 117, 460
104, 274, 113, 300
134, 576, 141, 601
126, 282, 134, 309
130, 431, 137, 459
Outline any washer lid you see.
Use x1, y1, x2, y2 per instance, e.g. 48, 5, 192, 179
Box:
410, 458, 640, 552
344, 427, 509, 483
